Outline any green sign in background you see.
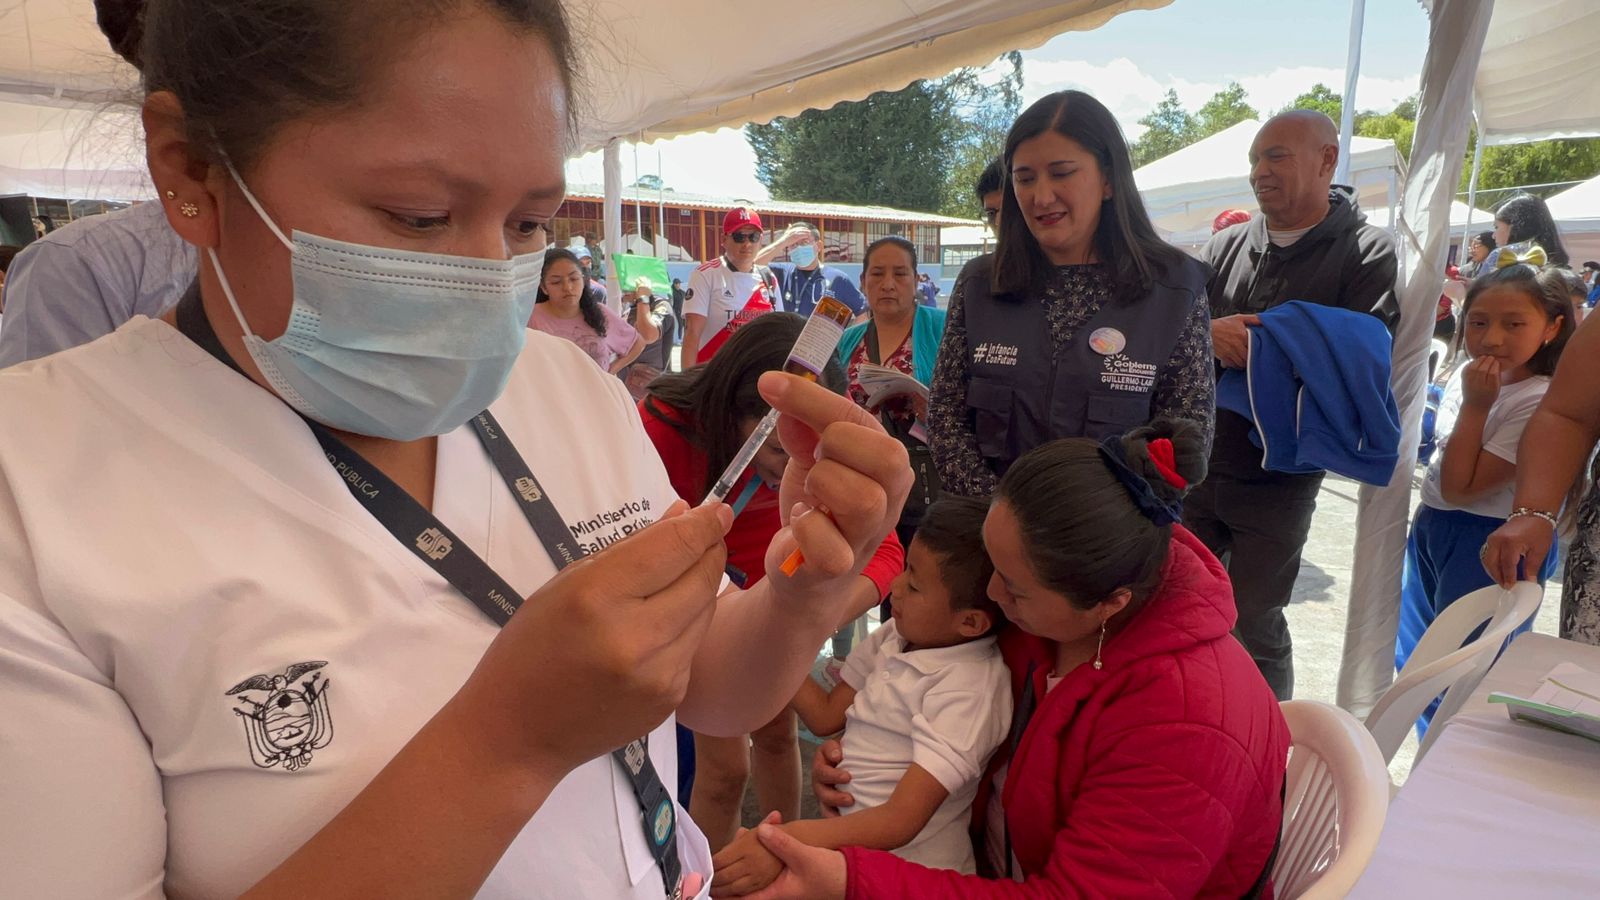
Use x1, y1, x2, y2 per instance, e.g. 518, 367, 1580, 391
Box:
612, 254, 672, 298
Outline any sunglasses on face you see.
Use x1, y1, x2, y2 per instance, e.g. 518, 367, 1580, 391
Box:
728, 231, 764, 244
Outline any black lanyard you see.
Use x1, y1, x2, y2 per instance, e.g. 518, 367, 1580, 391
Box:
175, 286, 684, 898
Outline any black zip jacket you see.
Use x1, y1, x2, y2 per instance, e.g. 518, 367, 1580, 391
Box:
1202, 185, 1400, 330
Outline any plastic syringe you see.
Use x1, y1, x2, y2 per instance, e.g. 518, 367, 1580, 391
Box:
700, 406, 780, 506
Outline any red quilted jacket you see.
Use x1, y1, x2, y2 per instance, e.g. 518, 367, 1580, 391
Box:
843, 526, 1289, 899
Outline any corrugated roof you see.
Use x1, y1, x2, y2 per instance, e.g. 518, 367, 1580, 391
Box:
564, 183, 976, 227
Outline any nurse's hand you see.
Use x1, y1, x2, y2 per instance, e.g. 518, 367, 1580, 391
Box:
743, 825, 847, 900
810, 740, 855, 817
457, 500, 731, 780
760, 372, 911, 590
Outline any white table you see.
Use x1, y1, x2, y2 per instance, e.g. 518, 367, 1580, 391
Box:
1349, 632, 1600, 897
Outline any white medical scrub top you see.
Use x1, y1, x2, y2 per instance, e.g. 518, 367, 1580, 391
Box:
0, 318, 711, 899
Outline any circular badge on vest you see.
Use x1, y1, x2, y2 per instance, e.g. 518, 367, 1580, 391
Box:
1089, 327, 1126, 356
651, 797, 675, 847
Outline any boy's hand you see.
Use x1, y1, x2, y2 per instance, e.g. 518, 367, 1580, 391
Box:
811, 740, 854, 817
711, 813, 785, 898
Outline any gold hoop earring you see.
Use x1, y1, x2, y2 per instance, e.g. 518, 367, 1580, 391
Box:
180, 202, 200, 218
1093, 621, 1107, 670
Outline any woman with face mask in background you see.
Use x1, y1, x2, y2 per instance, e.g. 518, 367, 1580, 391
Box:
0, 2, 911, 898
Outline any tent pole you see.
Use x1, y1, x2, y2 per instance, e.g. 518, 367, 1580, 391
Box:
603, 138, 623, 313
1335, 0, 1367, 185
658, 145, 666, 258
1462, 129, 1485, 254
1341, 0, 1494, 717
633, 134, 644, 253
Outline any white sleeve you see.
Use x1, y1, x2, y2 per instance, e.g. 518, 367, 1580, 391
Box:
909, 657, 1014, 794
837, 622, 895, 691
684, 269, 713, 318
0, 241, 128, 368
0, 595, 169, 898
1434, 367, 1465, 445
1483, 383, 1550, 463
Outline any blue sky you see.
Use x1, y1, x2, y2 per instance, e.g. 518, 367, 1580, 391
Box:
566, 1, 1431, 200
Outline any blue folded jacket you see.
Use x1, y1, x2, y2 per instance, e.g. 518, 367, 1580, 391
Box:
1217, 301, 1400, 486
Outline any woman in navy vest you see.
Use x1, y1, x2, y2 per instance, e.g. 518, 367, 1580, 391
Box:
927, 90, 1215, 497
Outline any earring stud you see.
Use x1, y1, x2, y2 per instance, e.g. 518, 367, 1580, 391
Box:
165, 190, 176, 200
180, 202, 200, 218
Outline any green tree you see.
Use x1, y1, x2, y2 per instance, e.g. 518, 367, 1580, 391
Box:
939, 52, 1024, 218
1194, 82, 1257, 140
1285, 83, 1343, 123
746, 54, 1023, 217
747, 82, 949, 213
629, 174, 667, 191
1463, 135, 1600, 201
1130, 89, 1196, 167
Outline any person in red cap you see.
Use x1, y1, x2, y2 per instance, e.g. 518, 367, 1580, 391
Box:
682, 206, 786, 364
1212, 208, 1252, 234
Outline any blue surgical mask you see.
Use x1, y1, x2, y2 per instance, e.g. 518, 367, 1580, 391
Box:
208, 163, 542, 441
789, 244, 817, 267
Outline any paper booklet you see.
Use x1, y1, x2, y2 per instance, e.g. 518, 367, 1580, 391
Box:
857, 363, 929, 407
1488, 662, 1600, 744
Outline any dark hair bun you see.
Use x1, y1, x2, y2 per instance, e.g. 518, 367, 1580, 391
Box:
1118, 417, 1207, 504
95, 0, 145, 68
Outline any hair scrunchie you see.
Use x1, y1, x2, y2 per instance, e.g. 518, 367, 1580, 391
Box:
1097, 435, 1184, 527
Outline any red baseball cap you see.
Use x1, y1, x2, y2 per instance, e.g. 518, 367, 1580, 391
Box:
723, 206, 764, 235
1212, 208, 1252, 233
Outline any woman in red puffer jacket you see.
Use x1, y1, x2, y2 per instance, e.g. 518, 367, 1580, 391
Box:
738, 419, 1290, 900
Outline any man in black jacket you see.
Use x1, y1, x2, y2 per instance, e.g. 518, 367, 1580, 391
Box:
1186, 110, 1399, 700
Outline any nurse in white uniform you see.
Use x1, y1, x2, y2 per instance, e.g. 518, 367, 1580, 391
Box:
0, 1, 910, 898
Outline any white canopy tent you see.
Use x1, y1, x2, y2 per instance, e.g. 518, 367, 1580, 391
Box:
0, 0, 1174, 300
1543, 174, 1600, 267
1134, 120, 1405, 250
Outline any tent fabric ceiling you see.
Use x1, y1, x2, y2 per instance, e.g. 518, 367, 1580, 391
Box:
0, 0, 1172, 156
0, 99, 147, 199
1420, 0, 1600, 146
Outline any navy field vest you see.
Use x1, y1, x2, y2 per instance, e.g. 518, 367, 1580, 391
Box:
961, 255, 1205, 477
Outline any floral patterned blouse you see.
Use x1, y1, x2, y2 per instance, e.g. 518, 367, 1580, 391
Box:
847, 329, 918, 432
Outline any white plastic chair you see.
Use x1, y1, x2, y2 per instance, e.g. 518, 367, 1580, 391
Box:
1363, 582, 1542, 764
1272, 700, 1390, 900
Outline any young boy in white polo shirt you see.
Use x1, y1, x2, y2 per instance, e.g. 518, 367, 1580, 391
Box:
712, 498, 1013, 893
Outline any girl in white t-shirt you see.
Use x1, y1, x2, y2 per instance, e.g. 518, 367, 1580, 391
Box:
712, 497, 1011, 895
1399, 261, 1576, 734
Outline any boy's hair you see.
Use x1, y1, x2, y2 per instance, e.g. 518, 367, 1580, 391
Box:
913, 497, 1003, 630
974, 156, 1005, 202
1460, 261, 1575, 377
